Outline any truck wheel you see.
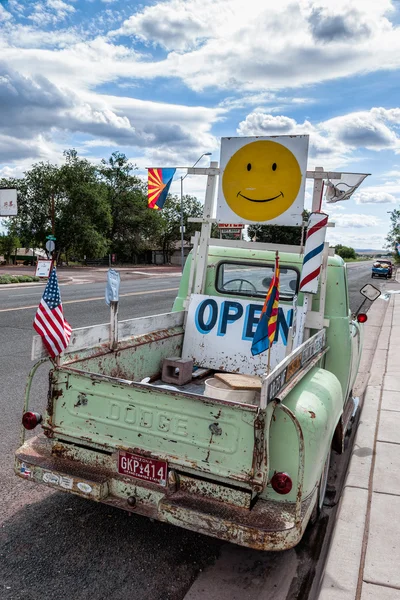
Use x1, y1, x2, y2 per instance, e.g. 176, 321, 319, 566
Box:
309, 450, 331, 525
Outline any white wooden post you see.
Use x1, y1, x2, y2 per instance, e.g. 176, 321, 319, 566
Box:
193, 161, 219, 294
110, 300, 119, 350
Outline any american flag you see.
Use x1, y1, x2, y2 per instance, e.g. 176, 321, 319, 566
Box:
33, 267, 72, 358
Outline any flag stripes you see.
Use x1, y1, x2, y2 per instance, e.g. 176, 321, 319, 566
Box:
33, 267, 72, 358
251, 255, 280, 356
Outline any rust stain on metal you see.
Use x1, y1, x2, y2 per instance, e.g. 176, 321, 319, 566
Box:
308, 410, 316, 419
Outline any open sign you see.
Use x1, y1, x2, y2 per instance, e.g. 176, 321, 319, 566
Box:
183, 294, 293, 376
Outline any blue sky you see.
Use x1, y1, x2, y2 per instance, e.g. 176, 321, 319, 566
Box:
1, 0, 400, 248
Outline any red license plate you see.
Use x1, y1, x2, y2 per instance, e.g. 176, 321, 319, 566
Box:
118, 451, 167, 486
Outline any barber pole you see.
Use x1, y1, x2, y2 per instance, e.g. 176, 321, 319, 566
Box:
299, 212, 328, 294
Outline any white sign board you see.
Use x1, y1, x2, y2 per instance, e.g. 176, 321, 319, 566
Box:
182, 294, 294, 376
217, 135, 309, 226
0, 189, 17, 216
35, 260, 52, 278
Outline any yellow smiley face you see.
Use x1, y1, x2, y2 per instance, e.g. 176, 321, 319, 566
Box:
222, 140, 302, 221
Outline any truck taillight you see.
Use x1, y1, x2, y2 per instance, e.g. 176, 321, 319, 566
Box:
357, 313, 367, 323
271, 472, 292, 495
22, 411, 42, 430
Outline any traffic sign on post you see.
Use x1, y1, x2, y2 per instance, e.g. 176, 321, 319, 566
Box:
46, 235, 56, 241
45, 240, 55, 253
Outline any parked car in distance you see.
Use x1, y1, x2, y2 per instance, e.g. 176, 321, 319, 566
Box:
378, 259, 393, 278
372, 260, 393, 279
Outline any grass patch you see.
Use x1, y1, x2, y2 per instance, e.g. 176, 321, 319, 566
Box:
0, 274, 41, 284
343, 257, 369, 263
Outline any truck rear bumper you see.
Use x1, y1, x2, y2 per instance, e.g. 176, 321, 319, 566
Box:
15, 435, 315, 551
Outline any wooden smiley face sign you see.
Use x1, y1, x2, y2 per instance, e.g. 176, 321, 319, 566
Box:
217, 136, 309, 226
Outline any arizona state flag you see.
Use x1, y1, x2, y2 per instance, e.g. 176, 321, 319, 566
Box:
147, 168, 176, 210
251, 255, 280, 356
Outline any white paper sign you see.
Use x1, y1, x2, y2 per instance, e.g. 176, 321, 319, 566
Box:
182, 294, 294, 376
35, 260, 52, 278
217, 135, 309, 226
0, 189, 18, 216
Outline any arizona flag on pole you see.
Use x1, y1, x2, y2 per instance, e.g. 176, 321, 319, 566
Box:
33, 267, 72, 358
251, 255, 280, 356
147, 168, 176, 210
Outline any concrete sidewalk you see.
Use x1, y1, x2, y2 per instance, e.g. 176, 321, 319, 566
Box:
319, 288, 400, 599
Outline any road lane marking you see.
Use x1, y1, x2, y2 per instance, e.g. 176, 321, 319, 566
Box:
0, 287, 179, 312
12, 292, 42, 297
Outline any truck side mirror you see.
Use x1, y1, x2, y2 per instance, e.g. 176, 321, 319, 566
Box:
354, 283, 381, 319
360, 283, 381, 302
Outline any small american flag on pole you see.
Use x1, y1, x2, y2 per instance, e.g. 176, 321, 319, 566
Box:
33, 267, 72, 358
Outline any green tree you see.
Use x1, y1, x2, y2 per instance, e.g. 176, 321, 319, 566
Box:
386, 209, 400, 262
335, 244, 356, 259
2, 150, 112, 263
98, 152, 158, 262
0, 232, 20, 263
247, 210, 310, 245
57, 150, 112, 261
152, 195, 203, 263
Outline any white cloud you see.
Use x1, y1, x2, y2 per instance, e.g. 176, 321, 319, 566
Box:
238, 114, 299, 136
28, 0, 75, 26
0, 62, 222, 162
105, 0, 400, 93
321, 111, 399, 150
382, 170, 400, 178
236, 107, 400, 166
326, 230, 386, 249
0, 5, 12, 22
328, 213, 381, 228
1, 0, 398, 99
355, 191, 398, 204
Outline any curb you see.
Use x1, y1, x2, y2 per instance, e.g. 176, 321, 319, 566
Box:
318, 280, 397, 599
0, 278, 71, 289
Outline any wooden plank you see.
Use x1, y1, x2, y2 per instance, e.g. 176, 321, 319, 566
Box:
260, 329, 327, 408
208, 238, 302, 254
31, 311, 185, 361
193, 161, 218, 294
215, 373, 262, 390
118, 311, 184, 339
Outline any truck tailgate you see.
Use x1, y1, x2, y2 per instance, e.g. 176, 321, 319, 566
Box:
46, 369, 262, 486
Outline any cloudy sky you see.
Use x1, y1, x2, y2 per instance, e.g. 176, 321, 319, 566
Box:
1, 0, 400, 248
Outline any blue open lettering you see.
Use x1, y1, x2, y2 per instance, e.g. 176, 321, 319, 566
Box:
194, 298, 293, 345
217, 301, 244, 336
195, 299, 218, 334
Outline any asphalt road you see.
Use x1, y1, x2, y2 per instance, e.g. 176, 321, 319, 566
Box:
0, 261, 390, 600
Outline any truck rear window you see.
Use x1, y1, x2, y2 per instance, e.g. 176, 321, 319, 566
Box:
216, 262, 299, 301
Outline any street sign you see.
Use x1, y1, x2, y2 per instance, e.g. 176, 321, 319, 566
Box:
45, 240, 55, 253
0, 188, 17, 216
46, 235, 56, 241
217, 223, 245, 229
35, 260, 52, 278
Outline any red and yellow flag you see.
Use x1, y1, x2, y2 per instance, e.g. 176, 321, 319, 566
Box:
147, 168, 176, 210
251, 254, 280, 355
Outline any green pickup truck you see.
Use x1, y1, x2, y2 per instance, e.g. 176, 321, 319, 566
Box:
15, 236, 370, 551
